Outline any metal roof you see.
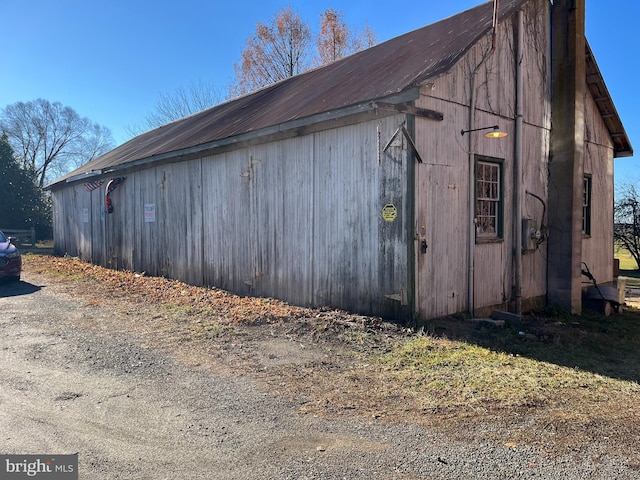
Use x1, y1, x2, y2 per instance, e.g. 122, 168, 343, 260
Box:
49, 0, 632, 188
585, 42, 633, 157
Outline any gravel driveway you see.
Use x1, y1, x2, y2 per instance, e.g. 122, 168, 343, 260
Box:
0, 271, 637, 479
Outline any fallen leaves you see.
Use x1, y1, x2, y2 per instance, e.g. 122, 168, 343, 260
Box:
23, 255, 356, 326
18, 254, 640, 462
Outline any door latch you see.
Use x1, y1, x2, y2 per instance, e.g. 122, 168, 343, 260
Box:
416, 225, 428, 254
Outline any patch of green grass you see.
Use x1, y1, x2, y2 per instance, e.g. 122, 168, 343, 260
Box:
377, 309, 640, 411
615, 244, 639, 271
615, 244, 640, 286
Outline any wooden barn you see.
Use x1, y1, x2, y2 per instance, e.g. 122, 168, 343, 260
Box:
48, 0, 632, 322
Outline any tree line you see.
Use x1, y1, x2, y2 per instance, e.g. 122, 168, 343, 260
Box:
0, 134, 53, 238
0, 100, 115, 238
1, 6, 375, 240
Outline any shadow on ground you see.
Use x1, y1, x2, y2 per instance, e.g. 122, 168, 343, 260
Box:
0, 280, 42, 298
425, 305, 640, 385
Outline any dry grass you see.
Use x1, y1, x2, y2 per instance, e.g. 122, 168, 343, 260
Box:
377, 332, 640, 411
19, 253, 640, 455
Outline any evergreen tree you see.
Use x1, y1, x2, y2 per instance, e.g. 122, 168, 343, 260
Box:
0, 134, 51, 238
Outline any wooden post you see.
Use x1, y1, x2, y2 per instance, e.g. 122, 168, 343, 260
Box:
548, 0, 586, 314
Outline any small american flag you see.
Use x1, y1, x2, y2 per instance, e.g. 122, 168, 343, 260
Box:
84, 180, 104, 192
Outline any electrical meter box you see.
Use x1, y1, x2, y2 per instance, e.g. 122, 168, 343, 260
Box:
522, 218, 539, 251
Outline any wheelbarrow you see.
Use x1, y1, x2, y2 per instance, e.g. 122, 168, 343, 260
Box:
582, 262, 622, 316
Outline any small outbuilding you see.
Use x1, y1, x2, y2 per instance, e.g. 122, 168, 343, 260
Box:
48, 0, 633, 322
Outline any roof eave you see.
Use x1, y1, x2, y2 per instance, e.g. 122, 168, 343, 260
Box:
47, 88, 422, 190
585, 41, 633, 158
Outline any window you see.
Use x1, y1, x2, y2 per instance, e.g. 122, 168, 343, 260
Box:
475, 158, 503, 241
582, 175, 592, 236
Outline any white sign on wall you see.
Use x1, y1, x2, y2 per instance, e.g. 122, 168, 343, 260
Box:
144, 204, 156, 223
82, 208, 89, 223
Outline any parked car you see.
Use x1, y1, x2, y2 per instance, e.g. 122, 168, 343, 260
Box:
0, 230, 22, 281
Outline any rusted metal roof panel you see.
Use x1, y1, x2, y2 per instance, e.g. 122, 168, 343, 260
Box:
50, 0, 527, 187
49, 0, 631, 187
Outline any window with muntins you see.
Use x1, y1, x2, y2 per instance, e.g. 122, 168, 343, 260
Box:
476, 158, 503, 241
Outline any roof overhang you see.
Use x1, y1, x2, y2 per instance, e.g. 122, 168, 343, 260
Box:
47, 89, 422, 190
585, 41, 633, 158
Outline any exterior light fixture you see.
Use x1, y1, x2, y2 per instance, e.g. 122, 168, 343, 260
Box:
460, 125, 508, 138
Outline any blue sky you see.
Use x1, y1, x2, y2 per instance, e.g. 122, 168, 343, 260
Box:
2, 0, 637, 184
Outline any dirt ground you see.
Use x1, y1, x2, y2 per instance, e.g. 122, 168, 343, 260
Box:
1, 265, 640, 478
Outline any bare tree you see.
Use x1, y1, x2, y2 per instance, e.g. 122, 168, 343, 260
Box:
351, 24, 377, 52
614, 183, 640, 269
126, 80, 224, 137
0, 99, 114, 187
316, 9, 376, 66
230, 6, 312, 97
229, 7, 376, 97
317, 8, 350, 64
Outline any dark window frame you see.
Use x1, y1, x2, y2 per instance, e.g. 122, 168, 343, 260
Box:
475, 155, 504, 243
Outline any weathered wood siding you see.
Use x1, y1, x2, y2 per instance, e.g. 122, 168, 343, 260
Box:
582, 88, 615, 284
53, 186, 96, 261
52, 114, 411, 319
51, 0, 618, 322
413, 0, 550, 318
413, 98, 471, 318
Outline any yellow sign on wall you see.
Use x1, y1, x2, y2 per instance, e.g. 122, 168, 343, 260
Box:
381, 204, 398, 222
